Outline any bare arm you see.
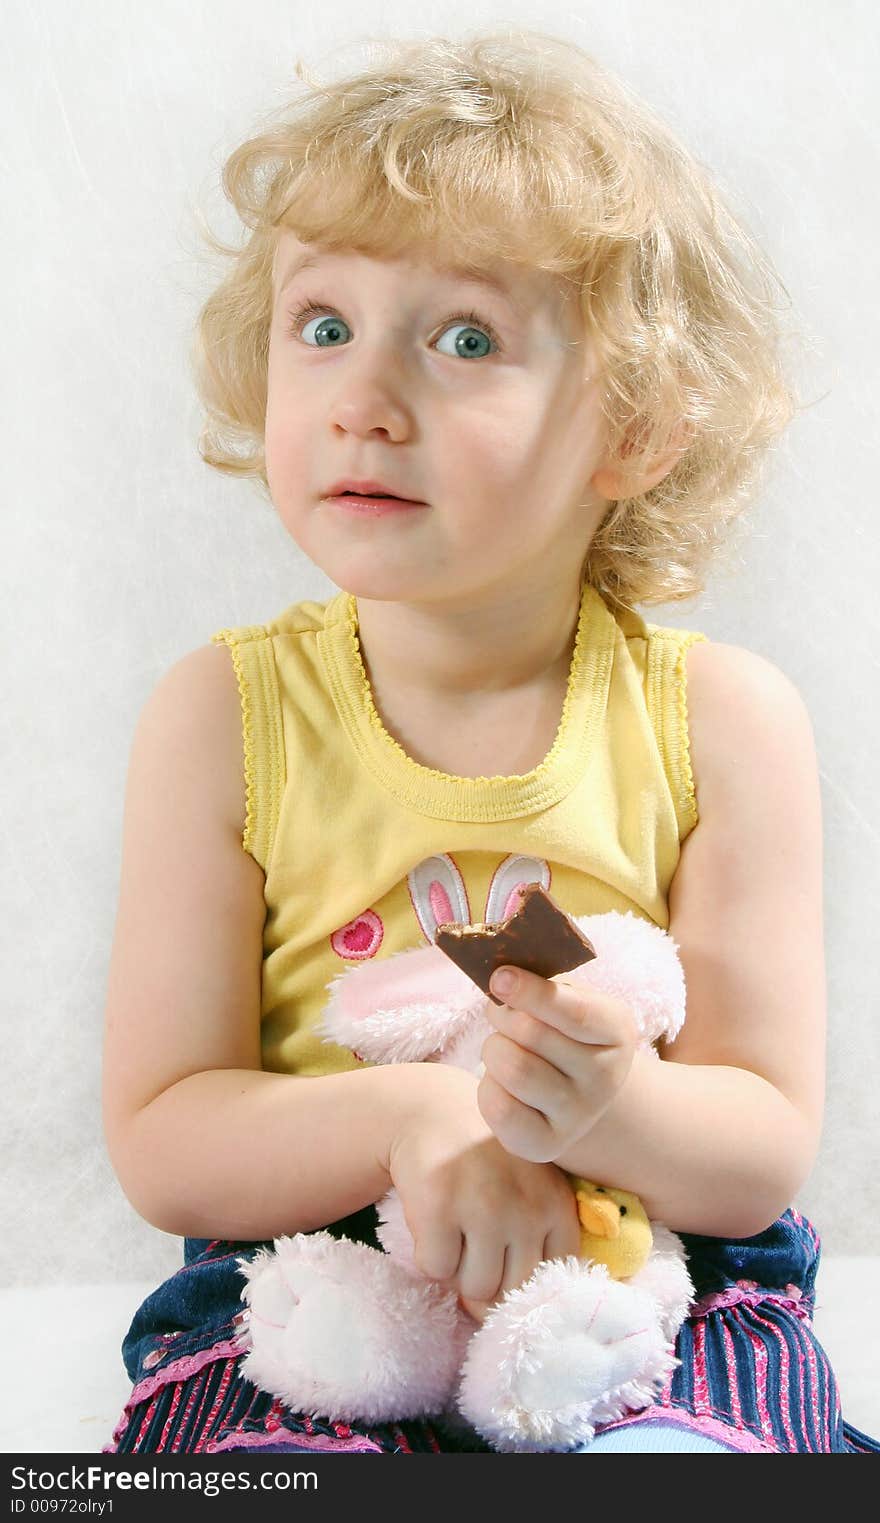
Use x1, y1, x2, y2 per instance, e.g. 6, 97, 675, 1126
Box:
102, 644, 416, 1240
557, 642, 825, 1237
113, 1062, 447, 1240
554, 1048, 814, 1237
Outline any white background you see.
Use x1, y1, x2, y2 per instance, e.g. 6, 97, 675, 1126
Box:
2, 0, 878, 1316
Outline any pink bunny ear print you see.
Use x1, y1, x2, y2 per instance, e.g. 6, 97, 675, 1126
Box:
483, 855, 551, 924
408, 854, 472, 942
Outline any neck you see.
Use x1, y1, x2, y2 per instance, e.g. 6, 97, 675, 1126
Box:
351, 577, 585, 704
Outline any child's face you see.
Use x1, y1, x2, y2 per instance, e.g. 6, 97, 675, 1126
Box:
265, 231, 613, 605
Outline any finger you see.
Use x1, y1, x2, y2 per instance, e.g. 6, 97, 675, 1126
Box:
543, 1206, 583, 1264
456, 1232, 507, 1305
483, 1009, 581, 1079
500, 1236, 551, 1297
477, 1073, 558, 1163
481, 1005, 602, 1078
489, 968, 633, 1046
411, 1221, 463, 1283
459, 1295, 491, 1323
481, 1031, 575, 1120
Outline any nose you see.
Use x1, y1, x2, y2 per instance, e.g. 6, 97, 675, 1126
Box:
328, 335, 414, 442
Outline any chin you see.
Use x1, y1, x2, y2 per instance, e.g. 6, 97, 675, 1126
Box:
274, 521, 402, 598
317, 557, 427, 604
341, 574, 426, 604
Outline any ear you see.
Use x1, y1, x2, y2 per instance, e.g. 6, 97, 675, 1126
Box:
591, 417, 691, 501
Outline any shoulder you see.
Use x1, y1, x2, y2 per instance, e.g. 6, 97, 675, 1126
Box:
684, 636, 810, 709
139, 643, 249, 842
683, 639, 818, 813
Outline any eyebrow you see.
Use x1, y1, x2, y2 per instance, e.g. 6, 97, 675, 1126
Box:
274, 250, 528, 315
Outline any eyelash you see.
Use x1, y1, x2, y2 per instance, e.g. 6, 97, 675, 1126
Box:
285, 300, 503, 355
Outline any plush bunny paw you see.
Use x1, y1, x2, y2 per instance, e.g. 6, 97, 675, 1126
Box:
456, 1256, 679, 1452
236, 1231, 465, 1423
625, 1223, 695, 1343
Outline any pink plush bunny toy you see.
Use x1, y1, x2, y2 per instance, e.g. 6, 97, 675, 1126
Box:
234, 865, 696, 1452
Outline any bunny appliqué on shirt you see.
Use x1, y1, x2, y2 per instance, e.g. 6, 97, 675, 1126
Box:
235, 852, 695, 1452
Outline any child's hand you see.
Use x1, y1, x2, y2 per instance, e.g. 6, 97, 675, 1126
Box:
477, 966, 638, 1164
386, 1064, 581, 1318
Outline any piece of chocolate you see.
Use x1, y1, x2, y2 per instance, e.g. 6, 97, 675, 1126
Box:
435, 883, 596, 1005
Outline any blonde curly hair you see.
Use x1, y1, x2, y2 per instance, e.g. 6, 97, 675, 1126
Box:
191, 29, 807, 610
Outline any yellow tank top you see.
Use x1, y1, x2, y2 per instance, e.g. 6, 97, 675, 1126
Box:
211, 584, 706, 1079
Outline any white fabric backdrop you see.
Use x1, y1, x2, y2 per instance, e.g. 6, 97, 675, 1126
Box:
2, 0, 878, 1299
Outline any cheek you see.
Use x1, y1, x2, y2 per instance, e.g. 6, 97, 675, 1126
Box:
438, 410, 534, 517
264, 386, 308, 493
264, 338, 302, 434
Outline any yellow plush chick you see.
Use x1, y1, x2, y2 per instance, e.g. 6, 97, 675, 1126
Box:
568, 1177, 653, 1280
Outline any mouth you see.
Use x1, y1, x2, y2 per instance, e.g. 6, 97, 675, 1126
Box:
325, 499, 429, 523
324, 490, 429, 516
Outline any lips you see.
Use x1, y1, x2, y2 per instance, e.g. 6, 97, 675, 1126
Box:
325, 477, 424, 502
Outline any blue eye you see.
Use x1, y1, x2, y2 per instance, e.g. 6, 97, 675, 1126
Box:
289, 306, 499, 359
299, 310, 351, 347
435, 320, 495, 359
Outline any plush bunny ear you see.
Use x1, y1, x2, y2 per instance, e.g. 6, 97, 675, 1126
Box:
320, 943, 487, 1064
563, 912, 687, 1046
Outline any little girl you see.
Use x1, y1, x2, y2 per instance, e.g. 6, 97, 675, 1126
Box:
101, 30, 879, 1455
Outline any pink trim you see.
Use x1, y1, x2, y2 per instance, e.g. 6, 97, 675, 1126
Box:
235, 1378, 263, 1435
115, 1337, 247, 1416
800, 1330, 820, 1445
133, 1395, 159, 1453
750, 1304, 798, 1452
158, 1382, 184, 1452
171, 1366, 207, 1451
692, 1319, 710, 1416
742, 1312, 774, 1444
191, 1359, 224, 1444
816, 1328, 828, 1443
195, 1358, 237, 1452
163, 1248, 248, 1277
720, 1319, 744, 1428
207, 1429, 383, 1455
690, 1284, 812, 1323
594, 1406, 778, 1453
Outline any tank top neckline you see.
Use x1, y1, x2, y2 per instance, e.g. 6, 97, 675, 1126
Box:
317, 583, 618, 823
